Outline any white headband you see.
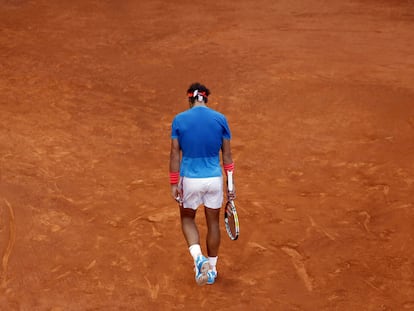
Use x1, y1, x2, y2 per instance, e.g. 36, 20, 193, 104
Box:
193, 89, 204, 101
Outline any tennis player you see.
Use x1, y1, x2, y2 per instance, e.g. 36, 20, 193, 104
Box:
169, 82, 235, 286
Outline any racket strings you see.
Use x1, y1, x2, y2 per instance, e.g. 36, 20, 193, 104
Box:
225, 201, 239, 240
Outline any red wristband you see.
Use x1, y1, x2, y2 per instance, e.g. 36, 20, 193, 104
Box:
223, 162, 234, 175
169, 172, 180, 184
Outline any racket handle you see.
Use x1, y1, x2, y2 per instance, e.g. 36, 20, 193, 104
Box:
227, 170, 233, 192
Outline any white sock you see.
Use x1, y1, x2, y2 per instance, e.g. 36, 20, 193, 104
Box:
208, 256, 218, 272
189, 244, 202, 261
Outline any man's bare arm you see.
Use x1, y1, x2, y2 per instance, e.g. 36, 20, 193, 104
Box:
222, 138, 236, 199
170, 138, 180, 172
169, 138, 181, 201
221, 138, 233, 165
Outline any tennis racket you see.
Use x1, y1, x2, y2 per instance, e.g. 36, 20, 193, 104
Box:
224, 171, 239, 240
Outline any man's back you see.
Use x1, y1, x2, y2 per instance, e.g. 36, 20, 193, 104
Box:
171, 106, 231, 178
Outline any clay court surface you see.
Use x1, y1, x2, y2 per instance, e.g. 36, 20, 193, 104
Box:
1, 0, 414, 310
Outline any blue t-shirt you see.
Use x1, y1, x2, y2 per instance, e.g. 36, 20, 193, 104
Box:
171, 106, 231, 178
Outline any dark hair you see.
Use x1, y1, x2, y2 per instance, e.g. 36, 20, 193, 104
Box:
187, 82, 210, 104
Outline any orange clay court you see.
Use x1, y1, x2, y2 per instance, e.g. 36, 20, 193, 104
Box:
1, 0, 414, 310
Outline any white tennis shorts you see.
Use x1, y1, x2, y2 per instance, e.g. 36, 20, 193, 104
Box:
180, 176, 223, 210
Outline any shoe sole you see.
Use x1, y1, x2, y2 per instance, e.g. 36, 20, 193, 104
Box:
207, 271, 217, 285
195, 261, 210, 286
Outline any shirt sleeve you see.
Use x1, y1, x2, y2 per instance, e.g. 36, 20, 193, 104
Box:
171, 117, 179, 139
